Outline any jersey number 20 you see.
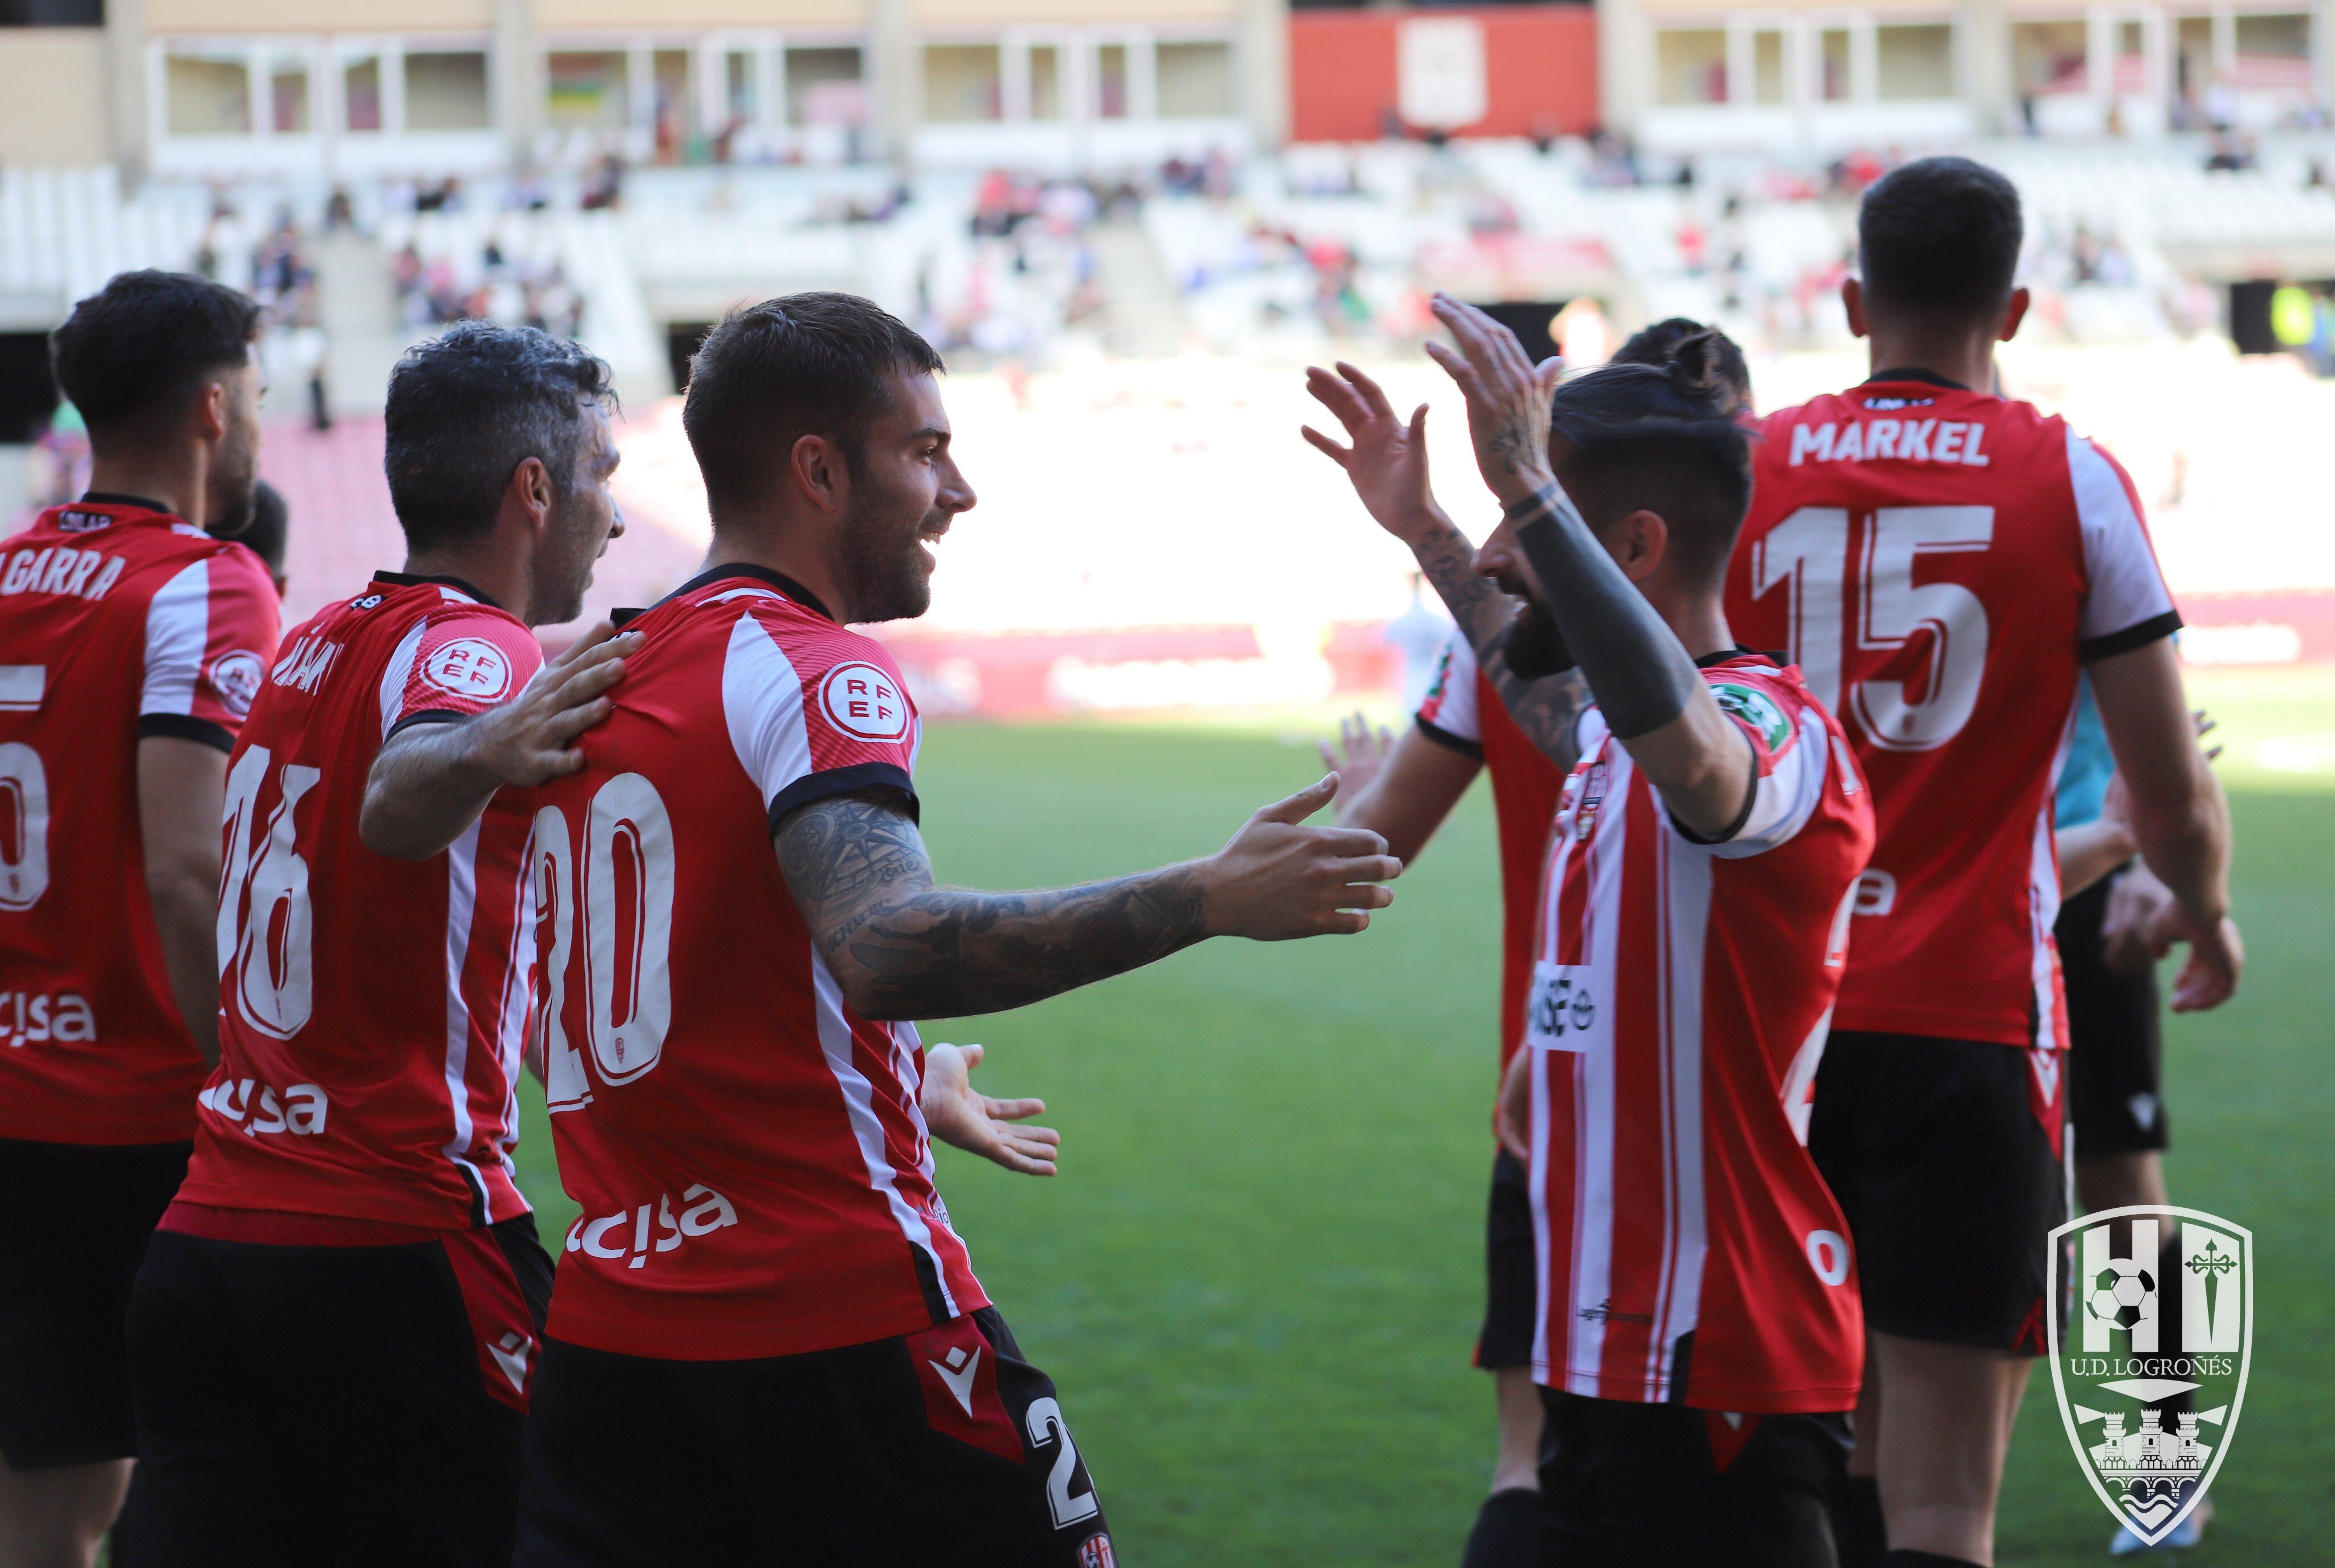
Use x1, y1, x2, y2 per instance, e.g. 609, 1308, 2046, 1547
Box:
532, 773, 676, 1112
1752, 506, 1993, 752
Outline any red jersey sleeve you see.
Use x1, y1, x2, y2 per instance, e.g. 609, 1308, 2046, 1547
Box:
138, 544, 282, 751
722, 607, 920, 828
1682, 668, 1834, 858
2065, 432, 2181, 659
379, 607, 546, 739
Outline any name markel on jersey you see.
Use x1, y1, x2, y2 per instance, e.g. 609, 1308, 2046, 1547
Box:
1787, 414, 1994, 467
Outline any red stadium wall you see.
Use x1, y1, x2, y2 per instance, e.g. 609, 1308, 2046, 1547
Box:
1288, 7, 1599, 144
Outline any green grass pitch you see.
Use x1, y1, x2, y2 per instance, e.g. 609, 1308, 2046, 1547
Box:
514, 717, 2334, 1566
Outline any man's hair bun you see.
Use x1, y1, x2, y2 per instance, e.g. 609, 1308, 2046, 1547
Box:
1663, 329, 1731, 410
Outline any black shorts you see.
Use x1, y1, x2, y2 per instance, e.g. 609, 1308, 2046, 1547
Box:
1537, 1389, 1850, 1568
2057, 865, 2170, 1158
1809, 1031, 2067, 1354
125, 1213, 553, 1567
0, 1137, 188, 1471
1476, 1146, 1538, 1370
517, 1306, 1116, 1568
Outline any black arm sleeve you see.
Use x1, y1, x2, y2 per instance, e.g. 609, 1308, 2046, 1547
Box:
1508, 486, 1702, 741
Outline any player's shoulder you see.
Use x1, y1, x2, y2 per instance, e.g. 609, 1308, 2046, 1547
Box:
665, 569, 901, 674
1701, 653, 1813, 743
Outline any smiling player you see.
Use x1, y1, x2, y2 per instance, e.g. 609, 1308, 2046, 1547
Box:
503, 294, 1402, 1567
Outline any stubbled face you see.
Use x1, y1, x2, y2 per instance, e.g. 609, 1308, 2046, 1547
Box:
832, 371, 976, 625
204, 350, 264, 536
528, 399, 624, 628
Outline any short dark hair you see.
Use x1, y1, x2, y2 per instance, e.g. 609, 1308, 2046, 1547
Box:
50, 270, 263, 434
1610, 317, 1751, 415
1547, 333, 1752, 584
383, 321, 613, 553
215, 479, 287, 576
1858, 156, 2023, 320
218, 478, 288, 581
683, 292, 944, 513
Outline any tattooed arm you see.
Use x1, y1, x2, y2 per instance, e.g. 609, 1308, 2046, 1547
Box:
1302, 360, 1591, 772
775, 776, 1401, 1020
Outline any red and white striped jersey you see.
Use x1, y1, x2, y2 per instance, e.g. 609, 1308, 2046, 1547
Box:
1529, 653, 1872, 1414
532, 564, 986, 1362
0, 498, 279, 1145
1727, 376, 2179, 1048
174, 573, 544, 1228
1413, 628, 1569, 1078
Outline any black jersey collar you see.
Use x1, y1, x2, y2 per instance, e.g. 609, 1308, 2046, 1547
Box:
664, 562, 835, 622
78, 491, 178, 518
1862, 366, 1970, 392
373, 569, 503, 611
1694, 644, 1768, 669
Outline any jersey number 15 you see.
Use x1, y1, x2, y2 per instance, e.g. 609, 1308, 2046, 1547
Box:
1752, 505, 1994, 753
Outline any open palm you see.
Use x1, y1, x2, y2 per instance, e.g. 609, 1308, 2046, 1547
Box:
1303, 361, 1435, 539
921, 1042, 1059, 1176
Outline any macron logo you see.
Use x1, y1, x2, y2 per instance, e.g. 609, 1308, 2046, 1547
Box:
490, 1331, 535, 1394
929, 1344, 982, 1415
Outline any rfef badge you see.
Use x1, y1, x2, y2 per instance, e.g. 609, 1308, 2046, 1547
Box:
2047, 1205, 2252, 1549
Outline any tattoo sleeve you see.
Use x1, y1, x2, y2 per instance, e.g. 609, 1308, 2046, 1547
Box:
1401, 508, 1591, 774
774, 789, 1213, 1019
1482, 662, 1590, 775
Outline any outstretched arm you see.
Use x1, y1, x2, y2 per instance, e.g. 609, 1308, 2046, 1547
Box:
1302, 360, 1591, 770
775, 776, 1401, 1020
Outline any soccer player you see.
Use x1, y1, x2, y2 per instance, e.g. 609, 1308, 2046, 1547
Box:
1724, 158, 2239, 1568
123, 322, 630, 1567
1316, 296, 1874, 1564
1312, 320, 1752, 1568
483, 293, 1398, 1567
0, 270, 277, 1568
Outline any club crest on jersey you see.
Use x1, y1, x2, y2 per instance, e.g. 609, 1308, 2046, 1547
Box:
1077, 1535, 1117, 1568
820, 662, 908, 739
2047, 1207, 2253, 1551
206, 650, 265, 718
1572, 759, 1610, 841
1713, 683, 1791, 751
420, 637, 514, 701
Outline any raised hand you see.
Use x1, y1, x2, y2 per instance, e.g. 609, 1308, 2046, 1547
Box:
1318, 710, 1395, 801
921, 1042, 1059, 1177
1422, 293, 1563, 508
1202, 775, 1402, 939
469, 621, 643, 786
1302, 361, 1438, 542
